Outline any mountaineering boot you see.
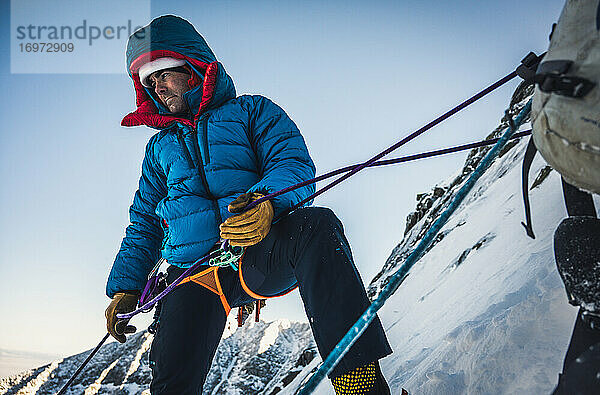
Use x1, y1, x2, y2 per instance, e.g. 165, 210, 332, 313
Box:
552, 216, 600, 394
331, 361, 391, 394
554, 216, 600, 321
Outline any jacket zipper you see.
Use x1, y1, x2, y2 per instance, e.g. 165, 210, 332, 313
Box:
192, 113, 223, 225
201, 115, 210, 165
176, 129, 195, 168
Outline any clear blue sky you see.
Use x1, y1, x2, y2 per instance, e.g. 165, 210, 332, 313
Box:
0, 0, 565, 361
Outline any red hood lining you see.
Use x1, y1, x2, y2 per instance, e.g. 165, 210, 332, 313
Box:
122, 50, 219, 129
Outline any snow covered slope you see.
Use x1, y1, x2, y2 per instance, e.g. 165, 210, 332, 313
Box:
360, 91, 582, 394
279, 87, 584, 394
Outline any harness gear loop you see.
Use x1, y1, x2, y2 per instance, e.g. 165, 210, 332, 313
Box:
255, 299, 262, 322
237, 304, 245, 327
236, 300, 267, 327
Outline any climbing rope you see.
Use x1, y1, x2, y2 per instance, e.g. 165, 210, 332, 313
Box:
117, 66, 525, 321
247, 70, 521, 217
59, 132, 532, 395
60, 53, 540, 394
240, 129, 532, 218
296, 100, 532, 394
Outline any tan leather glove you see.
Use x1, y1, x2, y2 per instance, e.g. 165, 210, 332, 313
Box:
105, 292, 139, 343
220, 193, 274, 247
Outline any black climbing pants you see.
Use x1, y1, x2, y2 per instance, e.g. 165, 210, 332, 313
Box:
149, 207, 392, 394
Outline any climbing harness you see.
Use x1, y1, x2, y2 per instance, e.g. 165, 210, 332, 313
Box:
60, 52, 539, 394
139, 243, 245, 321
142, 242, 266, 329
146, 243, 243, 316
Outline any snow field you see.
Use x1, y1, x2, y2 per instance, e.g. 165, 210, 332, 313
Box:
374, 138, 580, 394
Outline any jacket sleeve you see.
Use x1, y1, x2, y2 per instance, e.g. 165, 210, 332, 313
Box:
245, 96, 316, 218
106, 134, 167, 298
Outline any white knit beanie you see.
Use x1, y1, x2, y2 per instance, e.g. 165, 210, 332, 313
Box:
139, 57, 186, 87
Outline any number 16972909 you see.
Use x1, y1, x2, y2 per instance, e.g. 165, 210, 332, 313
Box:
19, 42, 74, 52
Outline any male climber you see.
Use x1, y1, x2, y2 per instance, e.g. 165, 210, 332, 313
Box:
105, 15, 392, 394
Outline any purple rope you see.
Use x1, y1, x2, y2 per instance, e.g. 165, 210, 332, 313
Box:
116, 249, 222, 320
246, 71, 518, 214
280, 130, 530, 213
117, 70, 519, 322
247, 130, 530, 217
366, 130, 530, 167
118, 130, 530, 321
139, 274, 160, 306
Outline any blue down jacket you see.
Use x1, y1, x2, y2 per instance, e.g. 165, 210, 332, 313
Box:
106, 15, 316, 297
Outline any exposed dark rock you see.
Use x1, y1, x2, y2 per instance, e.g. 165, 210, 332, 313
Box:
370, 84, 533, 300
531, 166, 553, 190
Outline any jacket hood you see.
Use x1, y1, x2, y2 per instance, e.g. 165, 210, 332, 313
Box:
122, 15, 236, 129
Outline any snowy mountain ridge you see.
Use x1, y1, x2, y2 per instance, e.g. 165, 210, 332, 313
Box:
0, 318, 317, 395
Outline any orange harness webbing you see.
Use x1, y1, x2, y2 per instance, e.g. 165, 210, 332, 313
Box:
238, 258, 297, 299
178, 266, 231, 315
178, 256, 299, 323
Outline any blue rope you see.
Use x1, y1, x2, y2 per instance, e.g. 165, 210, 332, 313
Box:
297, 100, 532, 394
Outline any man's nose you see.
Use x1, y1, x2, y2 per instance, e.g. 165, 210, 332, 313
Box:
155, 81, 167, 95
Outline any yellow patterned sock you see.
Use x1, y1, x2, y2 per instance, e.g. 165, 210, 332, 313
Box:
332, 362, 377, 394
